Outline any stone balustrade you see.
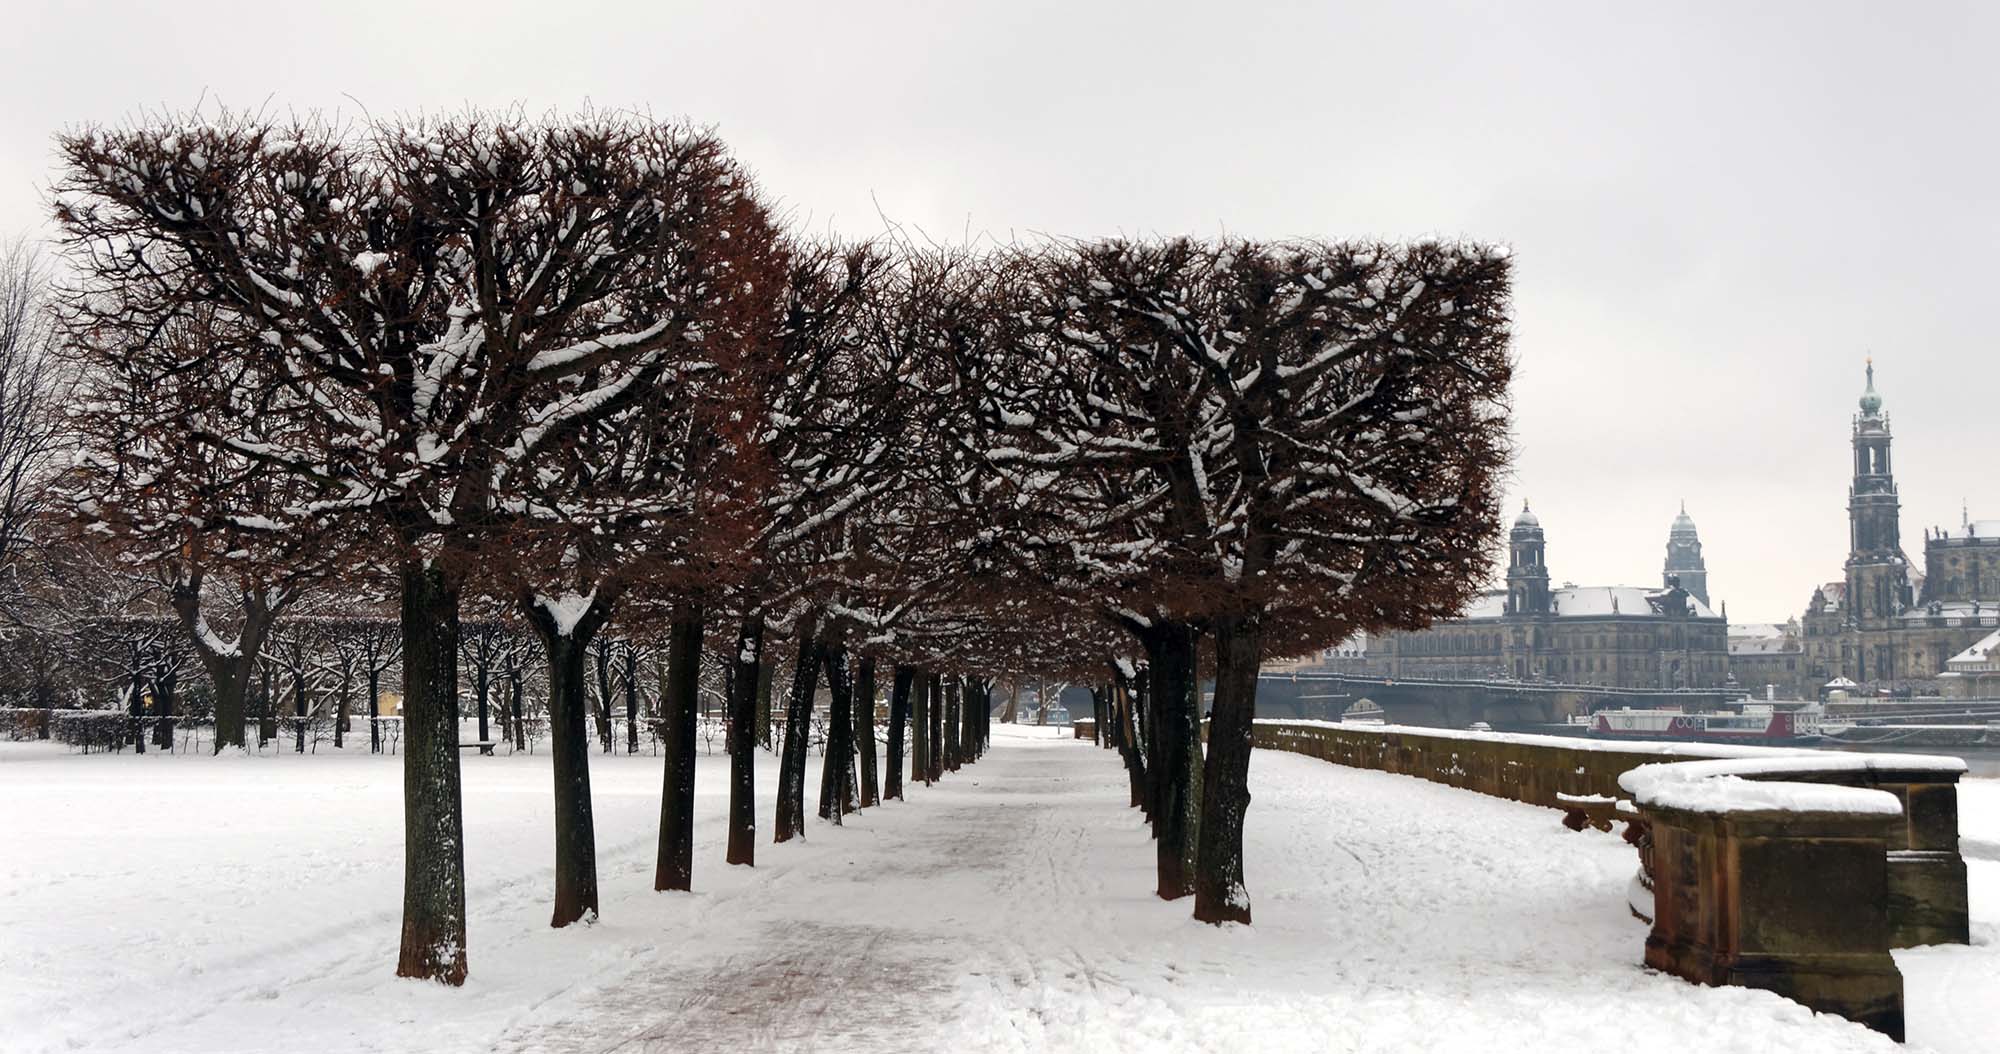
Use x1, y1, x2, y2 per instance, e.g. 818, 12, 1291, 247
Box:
1248, 719, 1971, 1040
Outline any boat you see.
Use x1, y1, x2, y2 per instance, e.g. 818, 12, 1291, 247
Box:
1588, 703, 1823, 745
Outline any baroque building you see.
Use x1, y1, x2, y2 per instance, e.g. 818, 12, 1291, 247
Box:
1798, 363, 2000, 694
1377, 503, 1729, 688
1663, 502, 1709, 606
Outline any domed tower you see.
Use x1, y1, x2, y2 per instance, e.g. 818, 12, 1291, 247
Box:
1505, 502, 1551, 616
1846, 358, 1911, 627
1663, 502, 1709, 606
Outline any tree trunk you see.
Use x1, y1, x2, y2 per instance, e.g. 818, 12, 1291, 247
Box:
942, 675, 961, 772
208, 657, 251, 753
593, 643, 614, 754
369, 667, 383, 754
774, 633, 821, 843
855, 658, 879, 806
1114, 666, 1147, 809
168, 577, 275, 755
474, 653, 490, 749
508, 663, 526, 752
1195, 612, 1263, 925
258, 664, 275, 746
290, 667, 305, 754
817, 643, 854, 822
624, 643, 640, 755
124, 664, 145, 754
927, 672, 945, 783
885, 664, 912, 801
960, 675, 979, 765
532, 617, 598, 926
395, 561, 468, 985
335, 666, 351, 749
755, 657, 774, 749
909, 668, 930, 787
725, 616, 763, 866
1143, 623, 1202, 901
490, 663, 506, 746
152, 670, 178, 750
656, 610, 704, 891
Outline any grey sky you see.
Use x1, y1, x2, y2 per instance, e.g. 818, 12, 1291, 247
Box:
4, 1, 1994, 621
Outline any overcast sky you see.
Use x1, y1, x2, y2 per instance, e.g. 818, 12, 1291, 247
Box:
3, 1, 1994, 622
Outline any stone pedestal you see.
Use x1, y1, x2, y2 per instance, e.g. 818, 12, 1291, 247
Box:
1640, 802, 1904, 1041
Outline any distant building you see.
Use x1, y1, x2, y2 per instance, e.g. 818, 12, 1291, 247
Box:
1798, 362, 2000, 694
1261, 632, 1380, 676
1377, 503, 1729, 688
1940, 628, 2000, 698
1663, 502, 1709, 606
1728, 620, 1804, 697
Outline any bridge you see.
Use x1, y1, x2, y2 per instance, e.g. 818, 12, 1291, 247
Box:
1252, 671, 1746, 730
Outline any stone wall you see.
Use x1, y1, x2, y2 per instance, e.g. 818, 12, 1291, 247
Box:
1248, 720, 1970, 1039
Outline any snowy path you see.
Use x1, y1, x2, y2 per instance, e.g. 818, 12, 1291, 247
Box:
3, 726, 1993, 1053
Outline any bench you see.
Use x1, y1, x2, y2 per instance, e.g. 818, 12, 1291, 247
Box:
457, 741, 497, 756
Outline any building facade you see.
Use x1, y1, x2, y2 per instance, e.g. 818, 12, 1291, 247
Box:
1664, 503, 1709, 606
1728, 620, 1804, 698
1378, 504, 1729, 689
1797, 363, 2000, 694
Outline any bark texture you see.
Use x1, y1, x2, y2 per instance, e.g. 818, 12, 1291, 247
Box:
1144, 623, 1202, 900
774, 634, 821, 843
855, 657, 879, 807
1194, 613, 1262, 925
885, 664, 912, 801
656, 610, 705, 891
525, 594, 611, 928
725, 616, 763, 866
395, 562, 469, 985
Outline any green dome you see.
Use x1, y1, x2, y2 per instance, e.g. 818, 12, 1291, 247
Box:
1859, 360, 1882, 414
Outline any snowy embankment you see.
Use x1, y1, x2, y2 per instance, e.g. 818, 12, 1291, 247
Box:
1, 730, 1993, 1053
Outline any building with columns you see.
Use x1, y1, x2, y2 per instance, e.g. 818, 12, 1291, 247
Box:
1798, 362, 2000, 694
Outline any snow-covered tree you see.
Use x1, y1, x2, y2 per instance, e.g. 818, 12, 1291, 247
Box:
54, 108, 777, 984
993, 237, 1513, 922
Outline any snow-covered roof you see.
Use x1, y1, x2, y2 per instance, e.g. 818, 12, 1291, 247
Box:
1460, 592, 1507, 618
1945, 628, 2000, 670
1967, 519, 2000, 539
1899, 601, 1996, 622
1553, 585, 1717, 619
1730, 636, 1798, 656
1729, 623, 1787, 639
1452, 585, 1717, 621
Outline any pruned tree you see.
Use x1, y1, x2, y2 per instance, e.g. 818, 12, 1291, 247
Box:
54, 108, 783, 980
992, 237, 1512, 922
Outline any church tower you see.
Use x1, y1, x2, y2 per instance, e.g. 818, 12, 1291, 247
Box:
1663, 502, 1709, 607
1845, 359, 1911, 626
1505, 502, 1551, 616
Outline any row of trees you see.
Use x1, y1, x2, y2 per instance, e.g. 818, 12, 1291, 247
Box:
37, 106, 1512, 983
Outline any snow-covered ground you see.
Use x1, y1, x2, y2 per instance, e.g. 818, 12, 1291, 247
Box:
1, 727, 1993, 1053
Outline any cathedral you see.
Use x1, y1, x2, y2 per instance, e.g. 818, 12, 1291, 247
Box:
1376, 503, 1729, 689
1797, 362, 2000, 694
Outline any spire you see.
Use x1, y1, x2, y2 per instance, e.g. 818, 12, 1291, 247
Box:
1859, 356, 1883, 415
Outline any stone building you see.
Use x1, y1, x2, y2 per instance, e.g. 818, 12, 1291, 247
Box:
1377, 504, 1729, 688
1728, 620, 1805, 698
1797, 363, 2000, 693
1663, 502, 1709, 606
